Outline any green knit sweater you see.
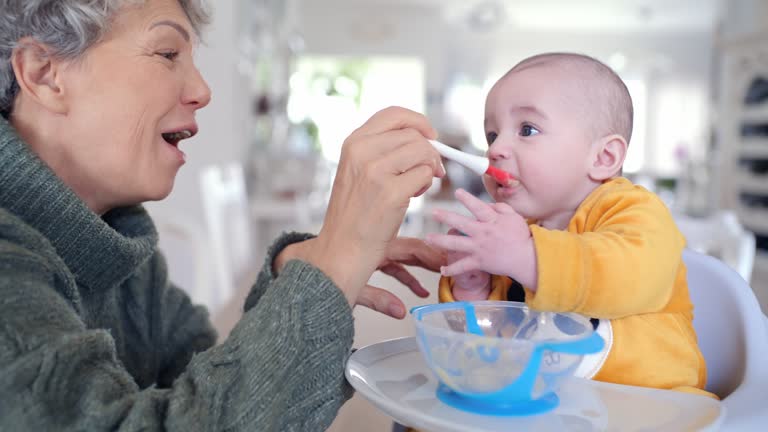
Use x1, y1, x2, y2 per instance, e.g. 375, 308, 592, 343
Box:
0, 117, 354, 431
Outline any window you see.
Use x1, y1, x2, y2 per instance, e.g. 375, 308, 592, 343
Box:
288, 56, 425, 162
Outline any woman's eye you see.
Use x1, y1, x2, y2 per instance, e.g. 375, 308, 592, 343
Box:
520, 124, 540, 137
485, 131, 498, 145
158, 51, 179, 61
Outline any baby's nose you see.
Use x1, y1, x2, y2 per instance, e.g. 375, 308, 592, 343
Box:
488, 143, 511, 160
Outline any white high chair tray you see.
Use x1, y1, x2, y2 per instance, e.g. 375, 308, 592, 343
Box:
346, 337, 725, 432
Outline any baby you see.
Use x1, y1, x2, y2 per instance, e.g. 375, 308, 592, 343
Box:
426, 52, 712, 397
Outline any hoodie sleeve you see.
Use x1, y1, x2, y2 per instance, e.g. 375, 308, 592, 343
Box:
524, 189, 686, 318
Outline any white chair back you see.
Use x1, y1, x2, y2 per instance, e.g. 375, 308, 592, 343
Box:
151, 212, 211, 307
200, 163, 254, 313
685, 249, 768, 430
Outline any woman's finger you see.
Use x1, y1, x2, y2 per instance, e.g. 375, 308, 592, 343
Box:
356, 285, 407, 319
348, 106, 437, 141
389, 164, 436, 202
455, 188, 497, 222
345, 127, 438, 163
379, 262, 430, 298
385, 237, 446, 272
425, 232, 475, 253
372, 138, 444, 178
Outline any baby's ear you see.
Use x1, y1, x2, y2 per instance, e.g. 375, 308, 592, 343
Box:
587, 134, 627, 181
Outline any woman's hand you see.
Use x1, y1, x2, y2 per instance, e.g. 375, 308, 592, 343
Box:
354, 237, 445, 318
297, 107, 446, 307
426, 188, 538, 289
277, 236, 445, 318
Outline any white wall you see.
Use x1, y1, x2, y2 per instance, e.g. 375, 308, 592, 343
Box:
719, 0, 768, 37
297, 1, 715, 177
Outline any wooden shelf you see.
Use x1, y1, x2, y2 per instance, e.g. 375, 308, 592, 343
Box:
739, 139, 768, 158
738, 172, 768, 193
742, 105, 768, 123
738, 206, 768, 234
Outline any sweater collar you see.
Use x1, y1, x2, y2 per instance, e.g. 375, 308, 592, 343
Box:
0, 116, 157, 290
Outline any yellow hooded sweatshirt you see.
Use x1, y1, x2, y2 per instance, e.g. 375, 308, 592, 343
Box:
438, 177, 714, 398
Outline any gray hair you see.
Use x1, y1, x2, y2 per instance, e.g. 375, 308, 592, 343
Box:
0, 0, 211, 118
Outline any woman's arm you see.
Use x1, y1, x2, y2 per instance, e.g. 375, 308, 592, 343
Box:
0, 244, 353, 432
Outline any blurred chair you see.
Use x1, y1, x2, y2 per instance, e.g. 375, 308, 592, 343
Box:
152, 213, 211, 307
685, 249, 768, 430
199, 163, 256, 323
675, 210, 756, 282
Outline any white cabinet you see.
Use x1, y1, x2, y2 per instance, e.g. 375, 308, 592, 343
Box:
717, 33, 768, 307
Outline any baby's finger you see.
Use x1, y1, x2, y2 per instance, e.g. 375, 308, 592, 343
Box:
455, 189, 497, 222
379, 262, 430, 298
492, 202, 518, 214
441, 256, 479, 277
431, 209, 479, 237
425, 232, 474, 253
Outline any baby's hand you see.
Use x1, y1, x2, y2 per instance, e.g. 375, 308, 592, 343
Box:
445, 229, 492, 300
426, 189, 537, 289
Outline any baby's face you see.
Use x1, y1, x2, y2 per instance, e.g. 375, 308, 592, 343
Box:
482, 64, 599, 226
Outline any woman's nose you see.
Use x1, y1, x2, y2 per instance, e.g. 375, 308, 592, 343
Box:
182, 65, 212, 110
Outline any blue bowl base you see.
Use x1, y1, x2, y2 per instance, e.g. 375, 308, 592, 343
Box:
436, 383, 559, 416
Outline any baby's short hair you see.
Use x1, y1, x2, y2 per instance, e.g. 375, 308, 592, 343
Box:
507, 53, 634, 144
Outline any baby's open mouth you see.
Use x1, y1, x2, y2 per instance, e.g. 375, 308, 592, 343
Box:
499, 179, 521, 188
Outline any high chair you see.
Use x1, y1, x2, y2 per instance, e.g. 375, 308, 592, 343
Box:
685, 249, 768, 430
392, 249, 768, 431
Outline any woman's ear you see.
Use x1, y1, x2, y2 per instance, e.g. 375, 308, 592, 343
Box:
11, 38, 68, 114
588, 134, 628, 181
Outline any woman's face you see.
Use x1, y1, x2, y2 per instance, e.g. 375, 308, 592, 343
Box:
56, 0, 210, 211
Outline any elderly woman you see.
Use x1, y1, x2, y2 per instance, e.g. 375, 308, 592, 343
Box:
0, 0, 446, 430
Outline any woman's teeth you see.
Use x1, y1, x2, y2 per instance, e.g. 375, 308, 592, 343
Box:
162, 130, 193, 143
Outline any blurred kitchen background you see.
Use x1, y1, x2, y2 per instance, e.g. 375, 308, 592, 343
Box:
144, 1, 768, 430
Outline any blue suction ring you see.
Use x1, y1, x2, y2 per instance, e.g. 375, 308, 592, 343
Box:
436, 383, 559, 416
433, 331, 604, 417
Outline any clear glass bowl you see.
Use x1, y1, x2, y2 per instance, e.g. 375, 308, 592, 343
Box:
412, 301, 603, 415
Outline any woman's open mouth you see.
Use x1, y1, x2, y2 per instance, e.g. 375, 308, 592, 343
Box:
162, 130, 194, 146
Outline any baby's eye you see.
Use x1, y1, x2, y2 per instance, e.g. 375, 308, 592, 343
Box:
485, 131, 498, 145
520, 124, 540, 137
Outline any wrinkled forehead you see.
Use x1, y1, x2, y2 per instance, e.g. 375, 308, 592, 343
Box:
107, 0, 197, 43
